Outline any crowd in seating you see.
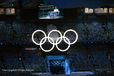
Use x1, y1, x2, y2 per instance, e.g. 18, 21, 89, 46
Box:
68, 50, 113, 72
0, 20, 114, 44
62, 22, 114, 41
0, 50, 114, 72
0, 16, 114, 76
0, 56, 48, 73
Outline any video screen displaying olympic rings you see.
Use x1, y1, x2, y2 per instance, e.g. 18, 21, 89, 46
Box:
32, 29, 78, 52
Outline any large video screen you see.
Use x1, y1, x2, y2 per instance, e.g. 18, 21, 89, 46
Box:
85, 7, 114, 14
0, 8, 4, 15
109, 8, 114, 14
95, 8, 108, 14
38, 4, 63, 19
85, 8, 94, 14
6, 8, 15, 15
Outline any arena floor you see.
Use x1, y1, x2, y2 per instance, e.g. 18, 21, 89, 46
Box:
32, 72, 94, 76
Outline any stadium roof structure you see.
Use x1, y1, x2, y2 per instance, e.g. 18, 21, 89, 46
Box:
0, 0, 114, 8
44, 0, 114, 8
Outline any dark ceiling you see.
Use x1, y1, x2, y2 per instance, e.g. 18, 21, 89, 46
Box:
44, 0, 114, 8
0, 0, 114, 8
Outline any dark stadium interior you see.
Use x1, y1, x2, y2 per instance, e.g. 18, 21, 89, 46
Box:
0, 0, 114, 76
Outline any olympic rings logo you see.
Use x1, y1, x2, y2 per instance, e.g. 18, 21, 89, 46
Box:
32, 29, 78, 52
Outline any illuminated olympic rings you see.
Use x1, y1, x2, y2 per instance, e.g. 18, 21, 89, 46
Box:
32, 29, 78, 52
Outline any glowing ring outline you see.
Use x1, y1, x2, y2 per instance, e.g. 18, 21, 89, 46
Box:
56, 37, 71, 52
63, 29, 78, 44
48, 29, 62, 45
40, 37, 55, 52
32, 30, 47, 45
